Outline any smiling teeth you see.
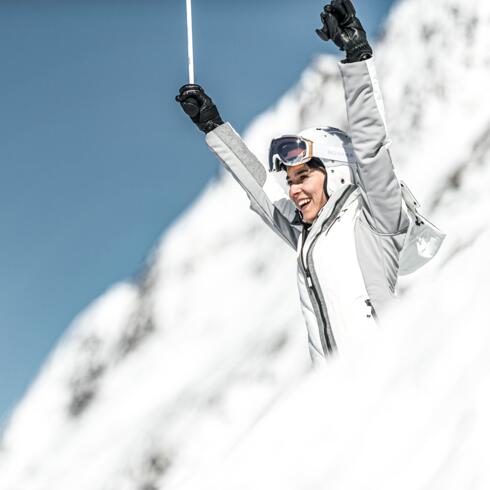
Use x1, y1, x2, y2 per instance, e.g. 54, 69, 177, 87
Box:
298, 199, 311, 209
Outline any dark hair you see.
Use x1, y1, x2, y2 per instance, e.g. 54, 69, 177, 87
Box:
306, 157, 326, 172
307, 157, 329, 198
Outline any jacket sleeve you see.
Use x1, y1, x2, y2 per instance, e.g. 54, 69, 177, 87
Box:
339, 58, 409, 235
205, 122, 301, 250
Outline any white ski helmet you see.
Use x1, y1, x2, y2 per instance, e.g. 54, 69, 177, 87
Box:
269, 126, 358, 197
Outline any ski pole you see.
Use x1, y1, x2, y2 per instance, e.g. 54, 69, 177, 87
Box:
186, 0, 195, 84
183, 0, 200, 118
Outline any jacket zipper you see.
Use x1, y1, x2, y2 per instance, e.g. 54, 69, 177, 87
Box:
299, 186, 356, 355
305, 267, 335, 353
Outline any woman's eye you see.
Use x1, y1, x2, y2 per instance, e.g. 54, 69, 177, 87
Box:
287, 174, 308, 187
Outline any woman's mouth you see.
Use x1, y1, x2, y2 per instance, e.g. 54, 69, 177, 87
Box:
298, 198, 312, 211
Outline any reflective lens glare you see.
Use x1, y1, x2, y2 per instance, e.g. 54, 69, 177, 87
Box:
269, 136, 313, 171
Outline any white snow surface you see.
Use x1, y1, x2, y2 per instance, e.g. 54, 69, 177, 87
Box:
1, 0, 490, 488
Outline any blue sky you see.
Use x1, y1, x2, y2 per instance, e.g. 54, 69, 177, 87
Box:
0, 0, 396, 423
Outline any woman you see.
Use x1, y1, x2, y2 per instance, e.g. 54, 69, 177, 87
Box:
176, 0, 443, 364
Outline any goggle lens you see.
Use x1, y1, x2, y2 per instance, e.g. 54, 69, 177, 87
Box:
269, 137, 312, 171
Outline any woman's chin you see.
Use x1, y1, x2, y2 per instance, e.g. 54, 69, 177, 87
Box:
302, 207, 319, 223
302, 213, 315, 223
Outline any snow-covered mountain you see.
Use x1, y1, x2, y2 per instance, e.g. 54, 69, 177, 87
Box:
1, 0, 490, 488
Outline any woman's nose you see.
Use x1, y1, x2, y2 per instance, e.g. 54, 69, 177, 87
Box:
290, 183, 302, 197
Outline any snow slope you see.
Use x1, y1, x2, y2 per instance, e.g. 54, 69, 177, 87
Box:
182, 233, 490, 490
1, 0, 490, 488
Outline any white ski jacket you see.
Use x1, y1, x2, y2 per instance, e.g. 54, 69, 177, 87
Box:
205, 58, 440, 364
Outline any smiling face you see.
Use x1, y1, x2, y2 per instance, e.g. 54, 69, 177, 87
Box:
286, 163, 328, 223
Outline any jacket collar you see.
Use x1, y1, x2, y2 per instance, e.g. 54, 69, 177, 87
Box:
293, 184, 358, 226
300, 184, 359, 250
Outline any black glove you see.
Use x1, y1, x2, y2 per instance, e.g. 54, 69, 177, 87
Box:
176, 84, 224, 134
316, 0, 372, 63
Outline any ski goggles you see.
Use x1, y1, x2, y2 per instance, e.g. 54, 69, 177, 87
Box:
269, 134, 359, 172
268, 136, 314, 172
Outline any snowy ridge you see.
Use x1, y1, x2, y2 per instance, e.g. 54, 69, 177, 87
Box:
1, 0, 490, 487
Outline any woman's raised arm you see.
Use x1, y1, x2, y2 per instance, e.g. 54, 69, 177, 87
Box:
318, 0, 409, 235
176, 84, 301, 250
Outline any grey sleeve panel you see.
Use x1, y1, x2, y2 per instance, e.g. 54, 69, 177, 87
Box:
208, 123, 267, 186
339, 59, 409, 235
205, 123, 301, 249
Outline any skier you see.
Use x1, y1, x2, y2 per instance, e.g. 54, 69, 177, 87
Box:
176, 0, 444, 364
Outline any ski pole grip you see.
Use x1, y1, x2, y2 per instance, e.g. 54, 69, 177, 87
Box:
181, 97, 200, 118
